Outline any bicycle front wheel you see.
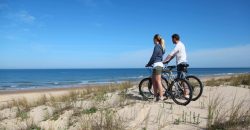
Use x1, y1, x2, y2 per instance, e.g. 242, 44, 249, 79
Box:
186, 75, 203, 101
169, 78, 193, 106
138, 77, 153, 99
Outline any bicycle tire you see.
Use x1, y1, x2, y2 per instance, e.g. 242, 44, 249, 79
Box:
186, 75, 203, 101
168, 78, 193, 106
138, 77, 153, 99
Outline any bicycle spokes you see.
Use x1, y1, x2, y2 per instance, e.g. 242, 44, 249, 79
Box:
172, 80, 191, 102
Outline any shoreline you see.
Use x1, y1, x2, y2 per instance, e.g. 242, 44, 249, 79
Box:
0, 73, 246, 95
0, 81, 139, 95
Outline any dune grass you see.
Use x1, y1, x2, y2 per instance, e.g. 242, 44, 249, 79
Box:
0, 82, 132, 130
79, 108, 125, 130
205, 74, 250, 87
207, 94, 250, 130
0, 82, 132, 110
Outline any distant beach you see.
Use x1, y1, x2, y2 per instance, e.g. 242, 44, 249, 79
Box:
0, 68, 250, 91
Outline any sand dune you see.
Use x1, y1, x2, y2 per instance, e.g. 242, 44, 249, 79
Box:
0, 80, 249, 130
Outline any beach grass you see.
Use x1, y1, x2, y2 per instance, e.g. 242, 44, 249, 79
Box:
207, 94, 250, 130
205, 74, 250, 87
0, 82, 132, 129
0, 82, 132, 110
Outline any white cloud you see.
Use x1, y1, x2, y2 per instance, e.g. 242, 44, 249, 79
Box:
188, 44, 250, 67
88, 49, 152, 68
4, 10, 36, 24
116, 49, 152, 67
99, 44, 250, 68
15, 10, 36, 24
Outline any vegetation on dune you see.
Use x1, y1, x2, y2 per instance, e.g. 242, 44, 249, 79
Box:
205, 74, 250, 87
207, 95, 250, 130
0, 82, 132, 130
0, 82, 132, 111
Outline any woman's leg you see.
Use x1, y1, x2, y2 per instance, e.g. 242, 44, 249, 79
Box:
152, 75, 158, 97
155, 74, 163, 98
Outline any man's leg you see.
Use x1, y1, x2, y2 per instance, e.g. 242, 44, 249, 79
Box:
177, 64, 189, 97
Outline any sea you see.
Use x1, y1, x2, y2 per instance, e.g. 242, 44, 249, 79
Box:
0, 68, 250, 90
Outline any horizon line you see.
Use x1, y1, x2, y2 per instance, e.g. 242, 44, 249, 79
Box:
1, 67, 250, 69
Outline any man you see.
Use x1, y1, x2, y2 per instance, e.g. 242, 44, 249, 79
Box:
163, 34, 187, 75
163, 34, 189, 97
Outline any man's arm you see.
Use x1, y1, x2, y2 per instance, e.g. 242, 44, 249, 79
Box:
163, 45, 179, 64
163, 55, 174, 64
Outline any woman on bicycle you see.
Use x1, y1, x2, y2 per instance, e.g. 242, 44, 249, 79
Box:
146, 34, 165, 101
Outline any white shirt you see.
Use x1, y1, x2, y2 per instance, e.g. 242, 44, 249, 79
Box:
169, 41, 187, 65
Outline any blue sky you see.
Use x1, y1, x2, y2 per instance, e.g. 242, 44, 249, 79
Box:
0, 0, 250, 68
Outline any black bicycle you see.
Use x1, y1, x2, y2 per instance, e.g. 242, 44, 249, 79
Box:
139, 66, 193, 106
160, 64, 203, 101
139, 64, 203, 101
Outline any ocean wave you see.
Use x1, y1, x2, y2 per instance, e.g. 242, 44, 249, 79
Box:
46, 81, 81, 85
127, 75, 144, 79
80, 80, 121, 85
11, 81, 33, 84
118, 75, 145, 79
0, 85, 18, 90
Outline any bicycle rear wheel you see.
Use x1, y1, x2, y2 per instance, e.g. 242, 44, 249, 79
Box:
186, 75, 203, 101
169, 78, 192, 106
138, 78, 153, 99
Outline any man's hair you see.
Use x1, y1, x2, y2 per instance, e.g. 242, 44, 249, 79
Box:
172, 34, 180, 40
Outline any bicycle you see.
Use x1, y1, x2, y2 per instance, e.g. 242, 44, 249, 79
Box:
161, 64, 203, 101
147, 64, 203, 101
138, 66, 193, 106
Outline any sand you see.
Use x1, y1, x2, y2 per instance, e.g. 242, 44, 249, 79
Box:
0, 75, 249, 130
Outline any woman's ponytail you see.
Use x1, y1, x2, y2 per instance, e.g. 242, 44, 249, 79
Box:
159, 37, 165, 53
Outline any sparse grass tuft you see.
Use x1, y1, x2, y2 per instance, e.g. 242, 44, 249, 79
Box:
16, 97, 30, 111
25, 120, 41, 130
79, 108, 125, 130
16, 107, 29, 120
93, 109, 125, 130
82, 107, 97, 115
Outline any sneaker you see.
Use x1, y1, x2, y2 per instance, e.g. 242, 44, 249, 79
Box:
161, 96, 168, 100
184, 95, 190, 99
159, 96, 164, 101
157, 96, 168, 102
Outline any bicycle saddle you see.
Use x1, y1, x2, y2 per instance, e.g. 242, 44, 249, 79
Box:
167, 66, 176, 69
181, 64, 189, 67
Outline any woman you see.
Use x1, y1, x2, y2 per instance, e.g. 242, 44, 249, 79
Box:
146, 34, 165, 101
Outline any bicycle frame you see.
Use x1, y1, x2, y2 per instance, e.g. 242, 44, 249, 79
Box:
161, 67, 188, 97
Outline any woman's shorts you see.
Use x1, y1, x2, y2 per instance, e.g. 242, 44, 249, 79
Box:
152, 66, 163, 75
